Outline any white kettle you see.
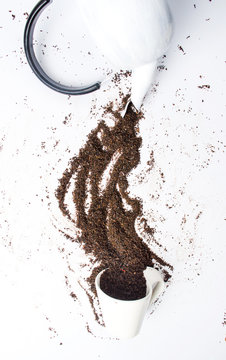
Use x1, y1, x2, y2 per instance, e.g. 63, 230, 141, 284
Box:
24, 0, 173, 109
78, 0, 173, 109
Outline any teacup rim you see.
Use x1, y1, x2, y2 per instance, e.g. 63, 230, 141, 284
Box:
95, 268, 152, 303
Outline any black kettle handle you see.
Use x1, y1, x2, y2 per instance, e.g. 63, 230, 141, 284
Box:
24, 0, 101, 95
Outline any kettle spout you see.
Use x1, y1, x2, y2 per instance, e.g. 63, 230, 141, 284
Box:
131, 62, 157, 111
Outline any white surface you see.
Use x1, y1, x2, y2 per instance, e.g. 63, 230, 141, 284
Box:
0, 0, 226, 359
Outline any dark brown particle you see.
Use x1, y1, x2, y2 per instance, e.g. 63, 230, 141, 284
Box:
198, 85, 210, 89
178, 45, 185, 54
56, 101, 173, 321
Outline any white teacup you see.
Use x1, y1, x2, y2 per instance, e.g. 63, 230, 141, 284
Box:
95, 267, 165, 339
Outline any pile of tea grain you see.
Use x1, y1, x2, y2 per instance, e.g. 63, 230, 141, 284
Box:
56, 102, 172, 318
100, 267, 146, 300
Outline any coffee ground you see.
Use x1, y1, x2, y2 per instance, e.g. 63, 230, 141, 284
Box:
100, 268, 146, 300
56, 101, 173, 321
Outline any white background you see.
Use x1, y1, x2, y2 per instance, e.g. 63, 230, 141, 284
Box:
0, 0, 226, 359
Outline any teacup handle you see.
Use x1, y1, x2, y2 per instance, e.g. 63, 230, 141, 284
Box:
144, 267, 165, 304
24, 0, 101, 95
